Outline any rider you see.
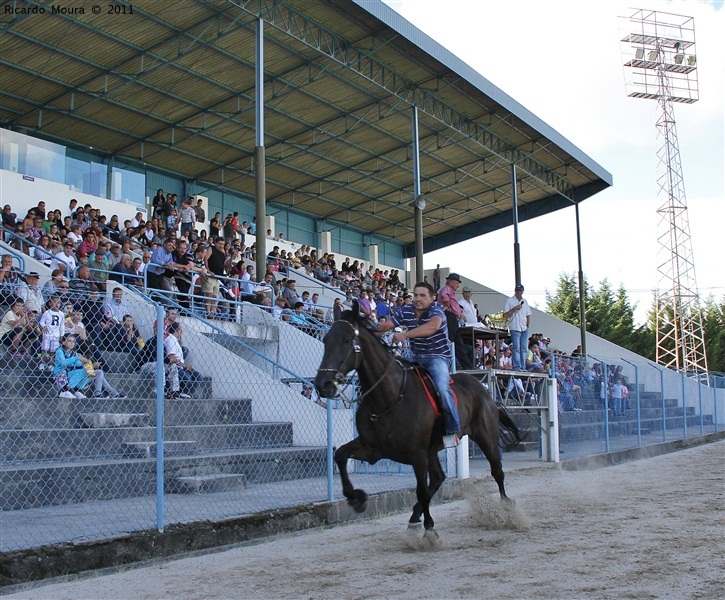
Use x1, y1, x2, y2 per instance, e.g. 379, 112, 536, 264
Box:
376, 281, 461, 447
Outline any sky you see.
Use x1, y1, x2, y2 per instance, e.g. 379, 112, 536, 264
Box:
383, 0, 724, 324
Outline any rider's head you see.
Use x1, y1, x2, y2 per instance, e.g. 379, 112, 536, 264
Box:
412, 281, 435, 311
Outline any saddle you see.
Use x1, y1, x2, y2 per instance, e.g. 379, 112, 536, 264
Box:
408, 364, 459, 419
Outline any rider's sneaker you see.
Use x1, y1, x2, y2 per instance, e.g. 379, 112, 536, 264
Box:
443, 434, 460, 448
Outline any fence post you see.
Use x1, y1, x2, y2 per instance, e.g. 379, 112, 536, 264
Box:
715, 383, 719, 433
326, 392, 334, 501
622, 359, 641, 447
698, 378, 704, 435
681, 371, 688, 438
547, 377, 560, 462
602, 361, 610, 452
155, 303, 165, 532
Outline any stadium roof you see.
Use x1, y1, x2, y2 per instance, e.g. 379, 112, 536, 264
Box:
0, 0, 612, 256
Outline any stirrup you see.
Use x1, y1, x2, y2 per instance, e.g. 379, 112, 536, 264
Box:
443, 434, 460, 448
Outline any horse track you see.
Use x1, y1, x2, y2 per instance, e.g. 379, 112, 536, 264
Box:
6, 441, 724, 600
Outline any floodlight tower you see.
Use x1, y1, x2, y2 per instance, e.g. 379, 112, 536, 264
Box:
620, 9, 708, 377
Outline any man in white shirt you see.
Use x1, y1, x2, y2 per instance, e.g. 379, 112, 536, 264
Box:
459, 286, 478, 324
164, 322, 200, 399
51, 241, 77, 274
503, 284, 532, 371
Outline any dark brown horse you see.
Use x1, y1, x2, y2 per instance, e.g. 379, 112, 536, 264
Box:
314, 305, 520, 536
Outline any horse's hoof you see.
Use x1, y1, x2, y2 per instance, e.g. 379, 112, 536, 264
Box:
349, 489, 368, 513
423, 528, 440, 542
407, 521, 423, 531
502, 496, 516, 508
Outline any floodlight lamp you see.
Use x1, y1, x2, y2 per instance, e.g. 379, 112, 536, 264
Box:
635, 48, 645, 59
413, 194, 426, 210
674, 54, 684, 65
648, 50, 659, 61
687, 55, 696, 66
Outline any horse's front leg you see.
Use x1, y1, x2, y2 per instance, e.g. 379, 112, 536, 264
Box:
409, 452, 445, 534
334, 437, 380, 513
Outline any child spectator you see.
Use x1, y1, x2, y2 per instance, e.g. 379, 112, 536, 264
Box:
39, 295, 65, 371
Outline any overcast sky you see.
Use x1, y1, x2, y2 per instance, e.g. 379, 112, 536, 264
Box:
383, 0, 724, 324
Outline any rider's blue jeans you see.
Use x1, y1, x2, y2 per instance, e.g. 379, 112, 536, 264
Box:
414, 354, 460, 435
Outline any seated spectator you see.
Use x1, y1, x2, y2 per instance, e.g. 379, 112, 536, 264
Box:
14, 272, 43, 315
89, 250, 110, 292
525, 340, 545, 372
0, 254, 22, 306
53, 333, 124, 400
51, 241, 77, 274
118, 314, 145, 368
33, 234, 54, 267
42, 270, 67, 303
109, 253, 141, 287
69, 265, 99, 300
499, 346, 513, 370
164, 322, 200, 399
1, 297, 33, 355
106, 244, 122, 270
77, 231, 98, 258
26, 216, 44, 245
99, 287, 129, 349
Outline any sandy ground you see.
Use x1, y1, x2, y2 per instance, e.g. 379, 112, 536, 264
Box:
6, 441, 724, 600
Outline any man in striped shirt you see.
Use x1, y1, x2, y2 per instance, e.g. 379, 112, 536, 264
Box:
377, 281, 460, 448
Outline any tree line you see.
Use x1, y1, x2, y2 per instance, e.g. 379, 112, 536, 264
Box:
545, 273, 724, 373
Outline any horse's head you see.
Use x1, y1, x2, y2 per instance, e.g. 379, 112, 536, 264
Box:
315, 301, 366, 398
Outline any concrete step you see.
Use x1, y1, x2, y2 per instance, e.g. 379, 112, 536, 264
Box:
0, 446, 325, 510
121, 440, 197, 458
1, 422, 294, 462
78, 412, 148, 428
1, 396, 252, 430
170, 473, 248, 494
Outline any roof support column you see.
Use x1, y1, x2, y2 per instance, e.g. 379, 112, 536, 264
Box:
511, 163, 521, 287
412, 106, 423, 283
575, 202, 588, 359
254, 17, 267, 280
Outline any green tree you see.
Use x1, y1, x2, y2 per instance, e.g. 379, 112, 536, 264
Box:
545, 273, 584, 326
702, 296, 725, 373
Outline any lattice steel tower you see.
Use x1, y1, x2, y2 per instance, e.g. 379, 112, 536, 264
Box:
620, 8, 708, 376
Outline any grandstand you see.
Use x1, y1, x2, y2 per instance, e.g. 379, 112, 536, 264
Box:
0, 0, 721, 581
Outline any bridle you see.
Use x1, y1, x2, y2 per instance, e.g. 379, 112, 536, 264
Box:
316, 319, 404, 411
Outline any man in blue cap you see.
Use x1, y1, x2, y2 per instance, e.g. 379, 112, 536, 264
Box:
503, 284, 531, 371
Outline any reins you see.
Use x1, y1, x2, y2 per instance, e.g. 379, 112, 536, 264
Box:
317, 319, 407, 415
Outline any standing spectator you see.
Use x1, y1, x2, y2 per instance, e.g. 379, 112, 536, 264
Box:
194, 198, 205, 225
152, 189, 166, 221
179, 199, 196, 238
503, 284, 531, 371
39, 295, 65, 371
148, 238, 178, 295
99, 288, 128, 349
201, 237, 226, 317
222, 215, 236, 245
438, 273, 473, 370
432, 264, 441, 291
459, 286, 477, 324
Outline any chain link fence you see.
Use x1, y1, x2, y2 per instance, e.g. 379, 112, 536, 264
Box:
553, 354, 722, 459
1, 271, 722, 551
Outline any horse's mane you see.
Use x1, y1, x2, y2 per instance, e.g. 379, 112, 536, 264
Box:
339, 306, 399, 355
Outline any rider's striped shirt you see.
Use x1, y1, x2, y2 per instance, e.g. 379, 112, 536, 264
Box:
391, 302, 450, 359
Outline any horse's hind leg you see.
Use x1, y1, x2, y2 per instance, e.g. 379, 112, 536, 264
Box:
334, 437, 378, 513
472, 425, 510, 503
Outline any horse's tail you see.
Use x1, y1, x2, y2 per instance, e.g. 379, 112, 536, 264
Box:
498, 404, 522, 449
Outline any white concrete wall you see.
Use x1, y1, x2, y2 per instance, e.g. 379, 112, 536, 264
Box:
1, 169, 146, 222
